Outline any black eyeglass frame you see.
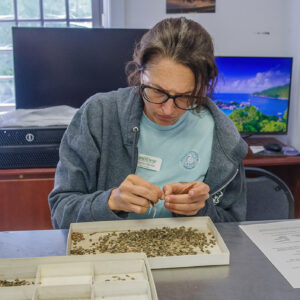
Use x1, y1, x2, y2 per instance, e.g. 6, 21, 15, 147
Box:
140, 84, 201, 111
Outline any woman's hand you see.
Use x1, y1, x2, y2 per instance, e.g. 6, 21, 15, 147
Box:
108, 174, 163, 214
163, 181, 210, 215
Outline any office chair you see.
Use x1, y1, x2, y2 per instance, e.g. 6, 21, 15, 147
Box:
245, 167, 294, 220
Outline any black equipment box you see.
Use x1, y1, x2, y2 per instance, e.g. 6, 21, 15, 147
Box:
0, 127, 66, 169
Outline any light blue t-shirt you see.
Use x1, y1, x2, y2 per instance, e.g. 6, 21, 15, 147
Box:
128, 109, 214, 219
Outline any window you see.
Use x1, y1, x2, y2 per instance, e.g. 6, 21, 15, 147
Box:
0, 0, 103, 111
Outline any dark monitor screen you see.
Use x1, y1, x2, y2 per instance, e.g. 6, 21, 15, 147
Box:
213, 56, 293, 134
12, 27, 148, 109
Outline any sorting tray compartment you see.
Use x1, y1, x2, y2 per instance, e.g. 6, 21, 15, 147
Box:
93, 281, 152, 300
67, 216, 230, 269
33, 284, 91, 300
36, 262, 93, 286
0, 253, 157, 300
93, 259, 147, 283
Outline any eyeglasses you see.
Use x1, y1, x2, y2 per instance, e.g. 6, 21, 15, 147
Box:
140, 84, 200, 110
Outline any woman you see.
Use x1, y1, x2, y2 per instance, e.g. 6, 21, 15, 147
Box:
49, 17, 248, 229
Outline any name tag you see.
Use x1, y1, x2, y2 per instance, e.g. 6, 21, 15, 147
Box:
137, 154, 162, 171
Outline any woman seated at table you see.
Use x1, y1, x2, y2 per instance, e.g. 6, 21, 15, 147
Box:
49, 17, 248, 229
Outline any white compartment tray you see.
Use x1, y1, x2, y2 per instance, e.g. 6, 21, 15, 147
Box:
0, 253, 157, 300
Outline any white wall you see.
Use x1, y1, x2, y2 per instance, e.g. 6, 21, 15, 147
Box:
286, 0, 300, 150
106, 0, 299, 149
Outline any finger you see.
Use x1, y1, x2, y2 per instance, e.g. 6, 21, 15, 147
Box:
165, 192, 209, 204
188, 183, 210, 197
129, 184, 161, 204
163, 182, 189, 195
188, 191, 210, 203
165, 200, 205, 212
165, 193, 194, 204
126, 175, 162, 202
113, 190, 150, 212
130, 195, 151, 208
127, 203, 149, 214
167, 208, 199, 216
163, 182, 199, 195
163, 184, 173, 196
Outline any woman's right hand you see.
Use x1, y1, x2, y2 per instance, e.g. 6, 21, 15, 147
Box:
108, 174, 163, 214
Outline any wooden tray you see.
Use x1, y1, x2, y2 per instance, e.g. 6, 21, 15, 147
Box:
0, 253, 157, 300
67, 216, 230, 269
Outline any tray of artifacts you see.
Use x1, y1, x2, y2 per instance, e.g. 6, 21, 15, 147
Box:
0, 252, 157, 300
67, 216, 230, 269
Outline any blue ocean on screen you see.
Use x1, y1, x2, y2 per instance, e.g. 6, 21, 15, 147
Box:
212, 93, 289, 117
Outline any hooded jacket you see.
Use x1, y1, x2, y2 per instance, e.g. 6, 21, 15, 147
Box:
49, 87, 248, 229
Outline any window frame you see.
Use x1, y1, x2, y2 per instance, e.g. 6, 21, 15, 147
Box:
0, 0, 103, 111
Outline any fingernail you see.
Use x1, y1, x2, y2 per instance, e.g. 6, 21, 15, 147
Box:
165, 201, 169, 207
165, 196, 170, 201
189, 190, 194, 196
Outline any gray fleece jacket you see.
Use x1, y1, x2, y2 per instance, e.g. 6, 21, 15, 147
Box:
49, 87, 248, 229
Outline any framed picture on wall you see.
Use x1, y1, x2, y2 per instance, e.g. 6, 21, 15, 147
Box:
166, 0, 216, 13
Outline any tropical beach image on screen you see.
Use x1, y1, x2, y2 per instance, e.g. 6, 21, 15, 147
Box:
213, 57, 293, 133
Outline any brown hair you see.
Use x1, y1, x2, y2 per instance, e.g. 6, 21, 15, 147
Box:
126, 17, 218, 109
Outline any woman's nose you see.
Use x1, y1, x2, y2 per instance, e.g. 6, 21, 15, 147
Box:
161, 98, 176, 115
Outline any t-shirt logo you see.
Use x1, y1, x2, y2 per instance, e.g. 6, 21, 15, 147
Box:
181, 151, 199, 169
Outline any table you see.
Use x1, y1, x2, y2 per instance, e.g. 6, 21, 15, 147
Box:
0, 222, 299, 299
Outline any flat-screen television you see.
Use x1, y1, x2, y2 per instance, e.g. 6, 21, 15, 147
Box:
213, 57, 293, 134
12, 27, 148, 109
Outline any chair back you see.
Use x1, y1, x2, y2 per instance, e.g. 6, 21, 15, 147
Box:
245, 167, 294, 220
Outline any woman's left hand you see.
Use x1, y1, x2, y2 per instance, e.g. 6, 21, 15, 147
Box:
163, 181, 210, 215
